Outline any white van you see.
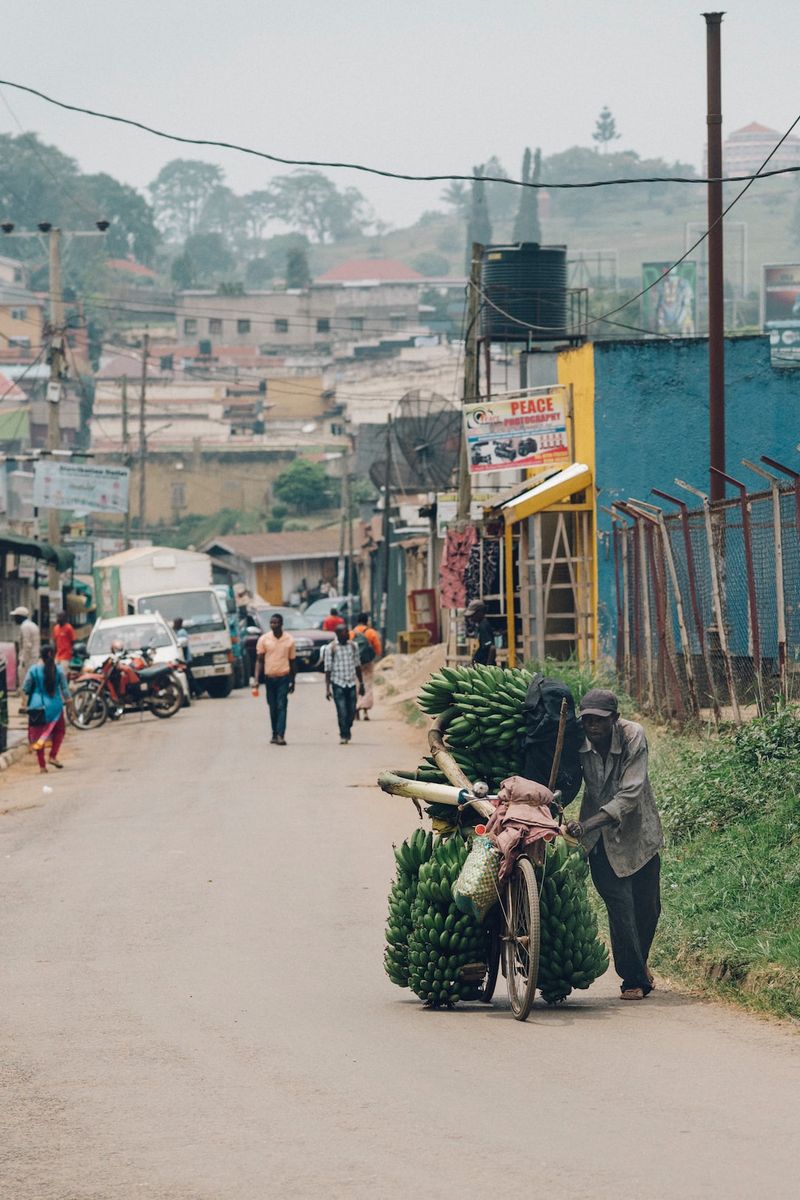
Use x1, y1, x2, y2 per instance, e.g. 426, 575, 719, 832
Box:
132, 587, 234, 698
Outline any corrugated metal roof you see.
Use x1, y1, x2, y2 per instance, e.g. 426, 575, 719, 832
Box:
204, 527, 342, 562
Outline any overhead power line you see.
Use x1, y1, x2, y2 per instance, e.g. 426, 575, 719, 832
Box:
3, 77, 800, 191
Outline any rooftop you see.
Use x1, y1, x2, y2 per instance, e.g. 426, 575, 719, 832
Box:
316, 259, 423, 284
204, 527, 342, 562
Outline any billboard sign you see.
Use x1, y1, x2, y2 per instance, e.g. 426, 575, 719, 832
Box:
641, 262, 697, 335
33, 461, 130, 514
464, 387, 570, 476
763, 263, 800, 366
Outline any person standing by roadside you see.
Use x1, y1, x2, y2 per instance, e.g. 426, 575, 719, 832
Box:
322, 606, 345, 632
465, 599, 496, 666
11, 606, 41, 705
23, 643, 71, 774
52, 610, 76, 668
323, 625, 364, 744
254, 612, 296, 745
565, 689, 664, 1002
349, 612, 381, 721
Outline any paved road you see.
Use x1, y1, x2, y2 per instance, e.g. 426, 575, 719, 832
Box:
1, 677, 797, 1199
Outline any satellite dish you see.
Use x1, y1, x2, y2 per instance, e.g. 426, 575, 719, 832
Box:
393, 389, 461, 491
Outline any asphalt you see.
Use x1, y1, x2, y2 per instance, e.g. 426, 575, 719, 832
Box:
0, 675, 798, 1199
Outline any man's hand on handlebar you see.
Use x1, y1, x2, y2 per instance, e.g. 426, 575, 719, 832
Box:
565, 820, 583, 839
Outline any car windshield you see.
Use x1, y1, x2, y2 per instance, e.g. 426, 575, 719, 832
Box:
136, 590, 225, 633
255, 609, 308, 632
89, 622, 172, 654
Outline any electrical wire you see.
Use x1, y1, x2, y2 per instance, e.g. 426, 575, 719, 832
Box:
0, 344, 47, 400
4, 77, 800, 192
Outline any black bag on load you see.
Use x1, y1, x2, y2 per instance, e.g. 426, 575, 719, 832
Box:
521, 673, 584, 805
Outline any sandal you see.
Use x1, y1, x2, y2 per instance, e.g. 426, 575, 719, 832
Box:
50, 760, 64, 769
620, 987, 646, 1001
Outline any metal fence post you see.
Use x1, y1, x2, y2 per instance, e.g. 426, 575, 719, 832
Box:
711, 467, 765, 712
742, 460, 788, 702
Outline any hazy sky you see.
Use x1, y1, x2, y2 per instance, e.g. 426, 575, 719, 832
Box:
2, 1, 799, 228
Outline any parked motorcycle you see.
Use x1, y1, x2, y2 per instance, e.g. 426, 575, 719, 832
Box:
69, 647, 183, 729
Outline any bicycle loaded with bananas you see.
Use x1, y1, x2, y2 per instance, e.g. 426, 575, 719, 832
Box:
379, 662, 609, 1019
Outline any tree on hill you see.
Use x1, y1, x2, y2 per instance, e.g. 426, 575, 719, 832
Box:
181, 232, 234, 282
269, 170, 370, 243
512, 147, 542, 244
149, 159, 225, 240
81, 172, 159, 264
273, 459, 335, 513
286, 246, 311, 289
592, 107, 620, 152
466, 165, 492, 270
242, 190, 275, 245
170, 251, 196, 289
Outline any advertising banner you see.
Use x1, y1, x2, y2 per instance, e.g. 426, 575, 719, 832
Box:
763, 263, 800, 366
464, 387, 570, 476
33, 461, 130, 514
63, 538, 95, 575
641, 262, 697, 335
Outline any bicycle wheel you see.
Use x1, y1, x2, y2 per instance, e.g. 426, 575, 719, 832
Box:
502, 857, 540, 1021
477, 912, 501, 1003
69, 684, 108, 730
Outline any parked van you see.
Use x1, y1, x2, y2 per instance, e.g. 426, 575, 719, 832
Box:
132, 587, 234, 697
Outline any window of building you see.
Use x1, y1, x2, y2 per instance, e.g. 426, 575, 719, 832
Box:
274, 318, 289, 334
171, 482, 187, 510
183, 318, 197, 335
209, 318, 222, 335
11, 307, 27, 321
8, 336, 30, 349
237, 319, 251, 334
350, 316, 364, 332
316, 318, 331, 334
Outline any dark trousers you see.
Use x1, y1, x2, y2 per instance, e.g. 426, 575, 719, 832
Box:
332, 683, 357, 739
590, 838, 661, 993
265, 675, 290, 737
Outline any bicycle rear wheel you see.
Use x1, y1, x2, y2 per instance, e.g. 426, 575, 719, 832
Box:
502, 857, 540, 1021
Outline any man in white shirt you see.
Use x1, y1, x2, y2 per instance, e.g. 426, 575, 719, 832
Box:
11, 606, 41, 699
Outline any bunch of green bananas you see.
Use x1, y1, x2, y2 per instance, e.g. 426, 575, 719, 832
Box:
384, 828, 434, 988
406, 834, 490, 1007
416, 664, 533, 791
537, 840, 609, 1004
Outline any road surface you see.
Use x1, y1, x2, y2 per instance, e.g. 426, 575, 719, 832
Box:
1, 676, 797, 1199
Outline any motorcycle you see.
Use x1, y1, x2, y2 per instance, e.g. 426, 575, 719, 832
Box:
69, 647, 184, 729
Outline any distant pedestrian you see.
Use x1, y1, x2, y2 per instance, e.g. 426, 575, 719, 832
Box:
465, 599, 496, 666
11, 606, 41, 701
23, 643, 71, 774
52, 610, 76, 667
323, 625, 364, 744
254, 612, 296, 745
322, 606, 346, 632
350, 612, 381, 721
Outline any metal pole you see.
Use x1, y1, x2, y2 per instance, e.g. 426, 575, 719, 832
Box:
704, 12, 726, 500
121, 375, 131, 549
742, 460, 788, 701
457, 243, 483, 521
138, 331, 149, 536
711, 467, 764, 710
47, 227, 64, 594
380, 415, 392, 652
346, 467, 355, 604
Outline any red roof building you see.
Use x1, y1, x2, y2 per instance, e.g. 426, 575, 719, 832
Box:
721, 122, 800, 176
316, 259, 423, 284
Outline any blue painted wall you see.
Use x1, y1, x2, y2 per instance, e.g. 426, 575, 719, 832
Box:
593, 334, 799, 652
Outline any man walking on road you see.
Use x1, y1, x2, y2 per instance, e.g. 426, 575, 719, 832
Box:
52, 610, 76, 668
565, 689, 664, 1002
465, 599, 496, 666
254, 613, 296, 745
323, 625, 364, 744
11, 606, 41, 703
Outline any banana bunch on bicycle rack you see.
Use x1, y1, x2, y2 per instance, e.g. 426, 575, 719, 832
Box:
383, 662, 609, 1008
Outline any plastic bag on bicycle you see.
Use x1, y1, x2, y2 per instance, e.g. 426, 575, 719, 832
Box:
453, 835, 501, 922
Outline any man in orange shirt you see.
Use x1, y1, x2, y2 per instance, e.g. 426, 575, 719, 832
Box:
52, 610, 76, 667
254, 613, 297, 745
350, 612, 381, 721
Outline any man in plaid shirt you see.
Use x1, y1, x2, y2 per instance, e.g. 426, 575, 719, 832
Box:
322, 625, 365, 744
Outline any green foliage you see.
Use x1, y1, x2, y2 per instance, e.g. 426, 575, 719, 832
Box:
266, 517, 284, 532
270, 503, 288, 520
523, 655, 617, 709
286, 247, 311, 289
411, 251, 449, 277
170, 252, 195, 289
512, 148, 542, 244
466, 165, 492, 271
154, 506, 266, 550
149, 159, 224, 241
82, 172, 159, 264
273, 459, 334, 514
182, 232, 234, 282
245, 257, 275, 288
269, 170, 370, 243
592, 106, 621, 151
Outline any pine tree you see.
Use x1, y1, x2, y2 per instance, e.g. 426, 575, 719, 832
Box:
512, 147, 542, 244
592, 106, 620, 152
465, 165, 492, 272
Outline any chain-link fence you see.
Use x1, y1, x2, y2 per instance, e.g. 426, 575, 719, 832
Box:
612, 471, 800, 723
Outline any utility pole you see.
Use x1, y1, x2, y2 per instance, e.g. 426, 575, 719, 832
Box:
344, 465, 355, 600
380, 416, 392, 652
46, 227, 64, 594
121, 375, 130, 548
704, 12, 725, 501
457, 242, 484, 520
138, 331, 149, 535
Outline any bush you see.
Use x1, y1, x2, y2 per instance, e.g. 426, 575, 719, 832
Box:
266, 517, 283, 532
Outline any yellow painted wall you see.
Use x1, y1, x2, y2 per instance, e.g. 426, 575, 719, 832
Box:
557, 341, 596, 474
0, 303, 43, 351
265, 376, 326, 421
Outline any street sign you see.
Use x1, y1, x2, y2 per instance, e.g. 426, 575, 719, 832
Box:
33, 461, 130, 514
464, 386, 570, 475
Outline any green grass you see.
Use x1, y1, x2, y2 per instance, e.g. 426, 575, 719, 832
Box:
649, 707, 800, 1019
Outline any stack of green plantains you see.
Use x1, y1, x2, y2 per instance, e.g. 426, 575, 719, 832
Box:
415, 663, 533, 792
385, 830, 489, 1007
537, 839, 609, 1004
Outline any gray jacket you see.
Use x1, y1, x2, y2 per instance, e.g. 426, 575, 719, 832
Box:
578, 718, 663, 877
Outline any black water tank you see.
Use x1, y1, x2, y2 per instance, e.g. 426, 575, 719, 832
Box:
481, 243, 568, 341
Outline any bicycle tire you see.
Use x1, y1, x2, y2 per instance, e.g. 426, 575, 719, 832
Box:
69, 684, 108, 730
477, 914, 501, 1003
502, 857, 540, 1021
